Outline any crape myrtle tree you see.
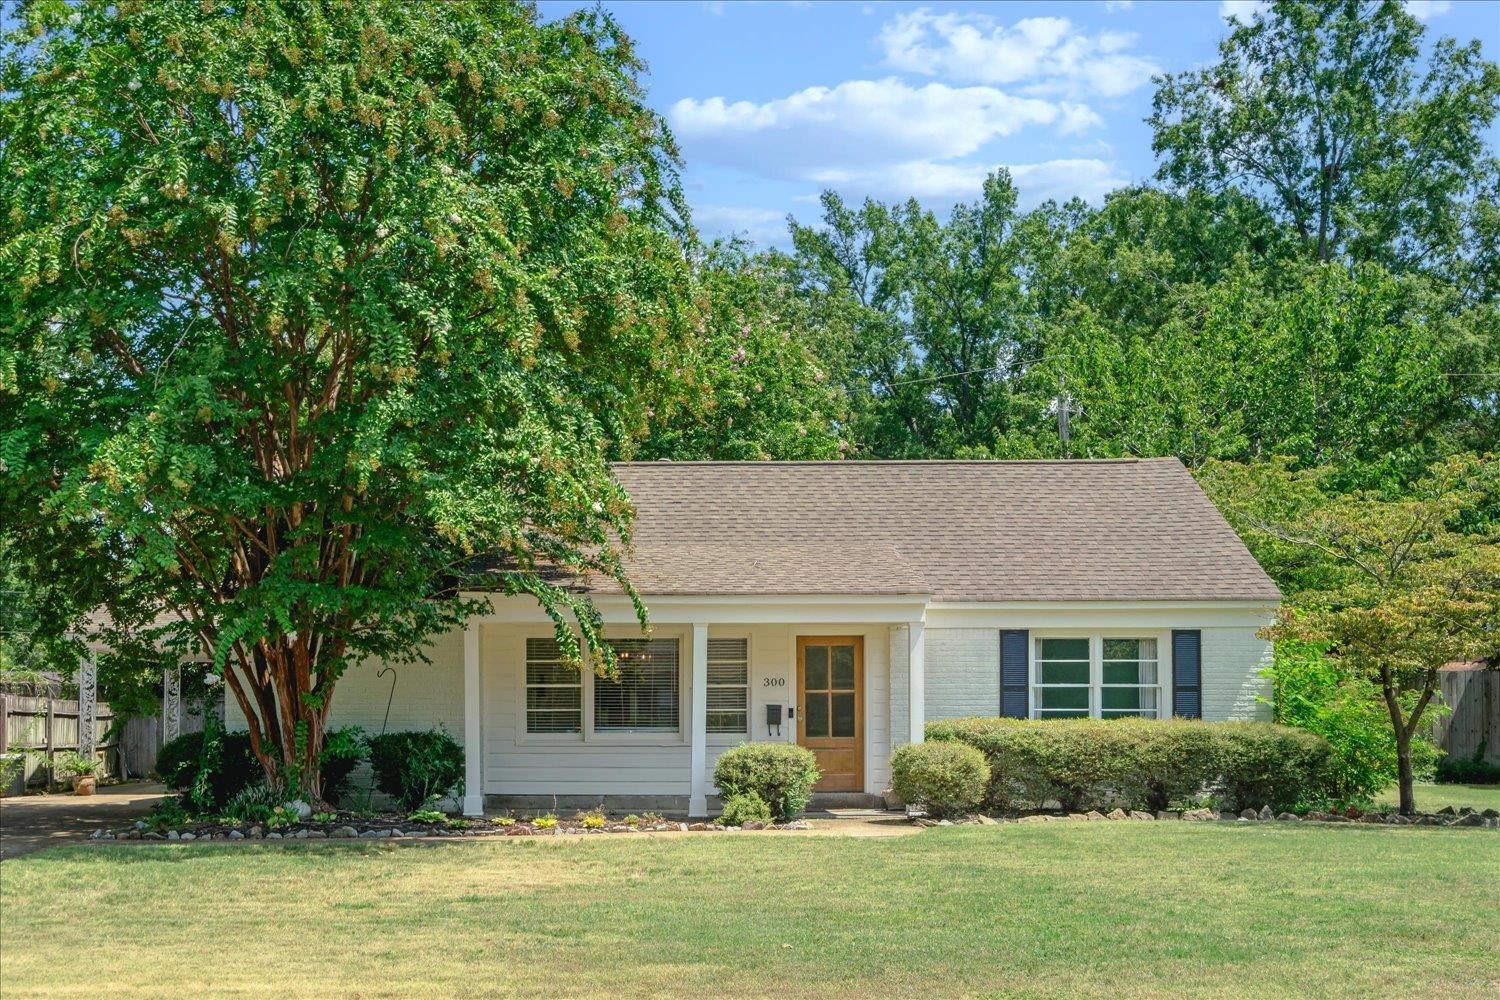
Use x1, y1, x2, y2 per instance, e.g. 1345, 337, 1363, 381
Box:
0, 0, 696, 799
1202, 455, 1500, 815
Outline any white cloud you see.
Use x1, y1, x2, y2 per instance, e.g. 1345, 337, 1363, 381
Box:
877, 9, 1160, 98
692, 205, 789, 247
1218, 0, 1267, 22
1103, 1, 1134, 11
671, 78, 1099, 175
1405, 0, 1452, 20
799, 157, 1130, 208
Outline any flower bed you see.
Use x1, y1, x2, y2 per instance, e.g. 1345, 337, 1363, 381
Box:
90, 810, 813, 843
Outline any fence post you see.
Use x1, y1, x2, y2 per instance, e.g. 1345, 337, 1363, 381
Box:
79, 652, 99, 759
0, 693, 9, 753
44, 698, 55, 790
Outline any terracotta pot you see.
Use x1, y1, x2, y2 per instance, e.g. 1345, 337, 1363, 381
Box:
72, 774, 97, 796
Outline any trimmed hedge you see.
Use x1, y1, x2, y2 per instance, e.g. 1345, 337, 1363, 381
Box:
368, 728, 465, 810
890, 741, 988, 818
926, 717, 1333, 814
713, 743, 820, 822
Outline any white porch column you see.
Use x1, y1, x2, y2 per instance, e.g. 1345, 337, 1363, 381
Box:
462, 622, 484, 817
688, 622, 710, 817
908, 621, 926, 744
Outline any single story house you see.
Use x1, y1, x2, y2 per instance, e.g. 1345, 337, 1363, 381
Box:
227, 458, 1283, 816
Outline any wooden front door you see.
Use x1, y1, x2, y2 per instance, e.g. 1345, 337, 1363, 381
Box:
797, 637, 864, 792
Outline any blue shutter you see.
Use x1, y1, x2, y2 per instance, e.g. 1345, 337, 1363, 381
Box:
1001, 630, 1028, 718
1172, 630, 1202, 719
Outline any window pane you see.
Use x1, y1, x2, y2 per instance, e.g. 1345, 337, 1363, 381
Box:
1101, 686, 1141, 712
1102, 638, 1141, 661
831, 645, 855, 689
804, 694, 829, 737
527, 710, 580, 734
707, 711, 747, 733
1039, 686, 1089, 711
804, 646, 828, 689
831, 692, 855, 737
527, 686, 581, 711
1041, 660, 1089, 685
526, 661, 576, 685
1039, 637, 1089, 661
1102, 660, 1141, 685
708, 661, 747, 686
1038, 708, 1090, 718
595, 639, 679, 731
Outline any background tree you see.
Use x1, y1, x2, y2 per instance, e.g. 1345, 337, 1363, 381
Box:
1151, 0, 1500, 279
1202, 455, 1500, 814
0, 0, 693, 799
636, 241, 844, 461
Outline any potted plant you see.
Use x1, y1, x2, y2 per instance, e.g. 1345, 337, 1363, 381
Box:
54, 751, 102, 795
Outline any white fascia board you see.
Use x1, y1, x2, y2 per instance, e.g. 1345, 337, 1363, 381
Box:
923, 601, 1279, 630
463, 592, 931, 626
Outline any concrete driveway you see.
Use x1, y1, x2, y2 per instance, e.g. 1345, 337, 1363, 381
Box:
0, 781, 169, 860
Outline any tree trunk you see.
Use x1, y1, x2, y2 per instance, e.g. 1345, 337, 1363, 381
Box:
1393, 727, 1415, 816
223, 632, 337, 805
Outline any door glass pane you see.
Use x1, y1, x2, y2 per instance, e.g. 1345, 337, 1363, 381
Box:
831, 645, 855, 689
804, 693, 829, 737
1041, 660, 1089, 685
831, 692, 855, 737
804, 645, 828, 690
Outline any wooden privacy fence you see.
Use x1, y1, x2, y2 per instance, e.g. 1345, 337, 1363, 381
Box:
1435, 664, 1499, 765
118, 700, 216, 779
0, 694, 118, 788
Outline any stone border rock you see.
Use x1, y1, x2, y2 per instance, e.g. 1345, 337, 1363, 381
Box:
88, 814, 815, 843
912, 805, 1500, 828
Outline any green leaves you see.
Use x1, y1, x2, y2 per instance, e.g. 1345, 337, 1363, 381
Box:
0, 0, 692, 795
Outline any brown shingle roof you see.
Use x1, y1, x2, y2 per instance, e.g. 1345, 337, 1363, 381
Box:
601, 458, 1280, 602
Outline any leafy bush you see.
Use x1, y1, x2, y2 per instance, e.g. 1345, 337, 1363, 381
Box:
717, 791, 773, 826
712, 742, 821, 822
533, 814, 558, 829
1268, 641, 1437, 804
155, 726, 367, 808
577, 809, 607, 829
367, 728, 465, 810
890, 741, 987, 818
155, 730, 260, 808
927, 717, 1335, 814
1436, 745, 1500, 785
149, 795, 191, 829
52, 750, 102, 778
223, 784, 279, 824
408, 808, 449, 824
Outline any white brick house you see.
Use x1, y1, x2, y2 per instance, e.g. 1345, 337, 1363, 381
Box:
226, 459, 1282, 816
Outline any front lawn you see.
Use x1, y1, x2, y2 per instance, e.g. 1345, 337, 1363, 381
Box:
1375, 781, 1500, 813
2, 824, 1496, 998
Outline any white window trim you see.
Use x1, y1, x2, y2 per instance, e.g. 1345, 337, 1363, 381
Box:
1030, 630, 1168, 721
515, 628, 690, 746
706, 633, 752, 742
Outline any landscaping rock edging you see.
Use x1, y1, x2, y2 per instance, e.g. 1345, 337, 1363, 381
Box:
911, 806, 1500, 828
87, 815, 816, 844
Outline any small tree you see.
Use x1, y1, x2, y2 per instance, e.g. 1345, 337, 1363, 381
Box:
1203, 456, 1500, 814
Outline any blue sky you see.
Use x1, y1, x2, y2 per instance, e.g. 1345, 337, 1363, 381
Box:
538, 0, 1500, 248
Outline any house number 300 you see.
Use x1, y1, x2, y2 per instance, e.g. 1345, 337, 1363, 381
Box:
762, 677, 785, 687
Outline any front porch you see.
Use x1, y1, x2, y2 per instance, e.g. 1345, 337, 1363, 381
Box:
458, 594, 933, 818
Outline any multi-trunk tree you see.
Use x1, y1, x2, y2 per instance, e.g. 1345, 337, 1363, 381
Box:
0, 0, 694, 799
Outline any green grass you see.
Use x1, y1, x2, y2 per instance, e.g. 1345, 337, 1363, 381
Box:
2, 825, 1497, 999
1375, 781, 1500, 813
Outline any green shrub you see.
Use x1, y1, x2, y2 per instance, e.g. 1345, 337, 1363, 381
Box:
155, 726, 367, 808
717, 791, 773, 826
890, 741, 987, 818
367, 728, 465, 810
223, 784, 279, 824
927, 717, 1335, 814
1435, 745, 1500, 785
149, 795, 191, 829
154, 730, 260, 808
712, 743, 820, 822
1268, 641, 1437, 805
